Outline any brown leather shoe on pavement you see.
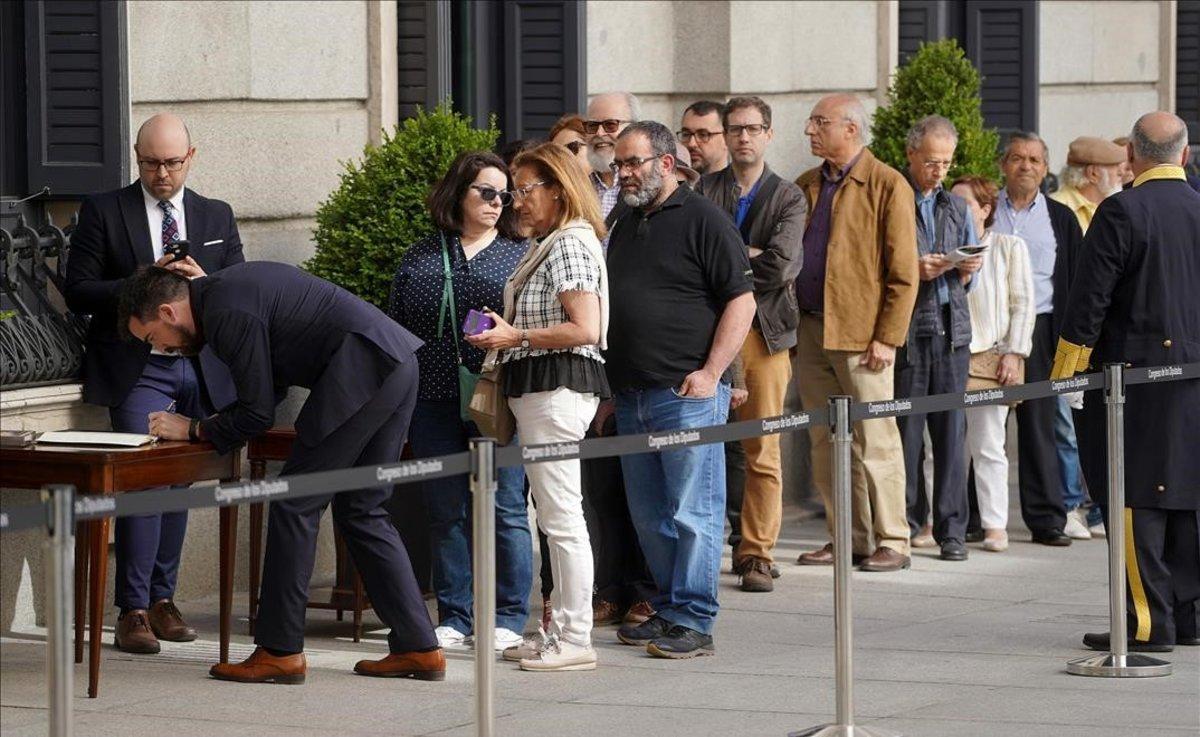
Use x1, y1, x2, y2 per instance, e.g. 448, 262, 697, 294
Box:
148, 599, 197, 642
623, 601, 655, 625
796, 543, 868, 566
115, 609, 160, 654
738, 558, 775, 592
592, 599, 622, 626
210, 647, 306, 684
858, 547, 911, 572
354, 649, 446, 680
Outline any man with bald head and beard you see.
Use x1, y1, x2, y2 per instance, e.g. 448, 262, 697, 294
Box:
65, 113, 245, 654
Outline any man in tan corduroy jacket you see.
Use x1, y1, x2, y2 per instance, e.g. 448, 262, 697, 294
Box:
792, 93, 919, 573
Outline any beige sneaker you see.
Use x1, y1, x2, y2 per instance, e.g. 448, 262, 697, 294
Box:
981, 529, 1009, 552
519, 637, 597, 672
502, 630, 546, 662
911, 524, 936, 548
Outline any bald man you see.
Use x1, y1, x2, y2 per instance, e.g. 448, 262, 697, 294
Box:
65, 112, 245, 654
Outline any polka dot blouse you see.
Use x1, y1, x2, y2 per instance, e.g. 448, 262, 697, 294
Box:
388, 230, 528, 401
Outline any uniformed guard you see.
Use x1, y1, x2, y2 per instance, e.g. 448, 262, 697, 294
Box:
1051, 111, 1200, 652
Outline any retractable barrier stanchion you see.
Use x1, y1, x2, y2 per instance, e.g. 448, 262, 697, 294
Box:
470, 438, 498, 736
1067, 364, 1171, 678
43, 484, 75, 737
791, 397, 900, 737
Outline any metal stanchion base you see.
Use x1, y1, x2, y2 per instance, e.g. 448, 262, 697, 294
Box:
1066, 653, 1173, 677
789, 725, 902, 737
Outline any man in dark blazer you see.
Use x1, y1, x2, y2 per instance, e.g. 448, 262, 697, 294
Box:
1052, 111, 1200, 652
119, 262, 444, 683
64, 113, 243, 654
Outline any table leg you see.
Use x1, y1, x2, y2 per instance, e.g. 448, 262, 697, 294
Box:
219, 505, 238, 664
74, 521, 88, 664
248, 502, 263, 636
88, 516, 109, 699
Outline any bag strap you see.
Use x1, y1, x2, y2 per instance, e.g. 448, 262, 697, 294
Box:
739, 171, 782, 245
437, 232, 464, 366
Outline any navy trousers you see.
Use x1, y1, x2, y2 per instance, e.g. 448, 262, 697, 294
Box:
895, 314, 970, 544
254, 359, 436, 654
110, 355, 208, 611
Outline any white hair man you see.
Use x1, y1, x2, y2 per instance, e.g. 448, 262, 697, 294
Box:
1050, 136, 1128, 233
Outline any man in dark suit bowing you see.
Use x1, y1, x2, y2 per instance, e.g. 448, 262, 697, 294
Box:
118, 262, 444, 684
64, 113, 243, 654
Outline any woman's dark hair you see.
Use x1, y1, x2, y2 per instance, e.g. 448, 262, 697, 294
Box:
117, 265, 190, 340
949, 175, 999, 229
498, 138, 539, 168
427, 150, 519, 238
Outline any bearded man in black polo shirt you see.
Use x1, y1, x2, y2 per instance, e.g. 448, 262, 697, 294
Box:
604, 120, 756, 659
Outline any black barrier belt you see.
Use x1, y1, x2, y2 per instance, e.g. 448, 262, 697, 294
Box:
3, 362, 1198, 534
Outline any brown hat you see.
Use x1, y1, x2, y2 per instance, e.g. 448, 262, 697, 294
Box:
674, 142, 700, 185
1066, 136, 1127, 166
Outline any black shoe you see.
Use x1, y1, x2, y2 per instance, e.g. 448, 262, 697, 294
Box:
1178, 635, 1200, 646
1031, 528, 1073, 546
1082, 631, 1173, 653
646, 625, 714, 659
939, 539, 968, 561
617, 615, 671, 646
964, 529, 985, 543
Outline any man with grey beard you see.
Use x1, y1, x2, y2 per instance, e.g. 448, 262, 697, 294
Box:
604, 120, 756, 659
585, 92, 640, 225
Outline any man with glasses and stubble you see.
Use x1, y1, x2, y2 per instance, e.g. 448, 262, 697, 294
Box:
65, 113, 244, 655
679, 100, 730, 176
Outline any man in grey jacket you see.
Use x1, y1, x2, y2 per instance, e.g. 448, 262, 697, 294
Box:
696, 96, 806, 592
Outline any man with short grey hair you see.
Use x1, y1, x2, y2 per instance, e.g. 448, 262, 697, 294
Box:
585, 92, 641, 223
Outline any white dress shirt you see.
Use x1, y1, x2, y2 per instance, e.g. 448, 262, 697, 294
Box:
142, 185, 187, 262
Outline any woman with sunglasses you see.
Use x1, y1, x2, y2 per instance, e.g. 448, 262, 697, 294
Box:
549, 114, 590, 171
387, 151, 531, 654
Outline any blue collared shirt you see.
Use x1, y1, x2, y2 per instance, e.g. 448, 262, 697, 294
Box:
993, 190, 1056, 315
915, 186, 978, 304
733, 174, 764, 241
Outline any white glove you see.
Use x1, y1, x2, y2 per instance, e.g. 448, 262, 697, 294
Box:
1064, 391, 1084, 410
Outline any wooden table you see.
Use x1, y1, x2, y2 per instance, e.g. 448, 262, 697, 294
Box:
0, 441, 241, 698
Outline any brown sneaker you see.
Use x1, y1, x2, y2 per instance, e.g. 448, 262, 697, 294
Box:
354, 649, 445, 680
592, 599, 622, 626
796, 543, 868, 566
148, 599, 197, 642
858, 547, 911, 572
738, 559, 774, 592
115, 609, 160, 654
623, 601, 655, 625
209, 647, 306, 684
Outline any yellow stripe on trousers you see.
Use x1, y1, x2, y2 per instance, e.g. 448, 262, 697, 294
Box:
1124, 508, 1152, 642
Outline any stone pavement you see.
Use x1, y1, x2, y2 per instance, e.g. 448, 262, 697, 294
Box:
2, 508, 1198, 737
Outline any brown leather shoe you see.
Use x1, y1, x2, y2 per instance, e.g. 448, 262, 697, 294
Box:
858, 546, 911, 572
354, 649, 446, 680
593, 599, 622, 626
796, 543, 868, 566
115, 609, 160, 654
209, 647, 306, 684
148, 599, 197, 642
623, 600, 655, 625
738, 558, 775, 592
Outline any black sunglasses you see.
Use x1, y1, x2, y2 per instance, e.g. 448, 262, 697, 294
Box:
584, 118, 629, 135
564, 140, 586, 155
470, 184, 513, 207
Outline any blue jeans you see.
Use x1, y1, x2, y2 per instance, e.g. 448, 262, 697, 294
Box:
1054, 396, 1086, 511
110, 355, 208, 610
615, 383, 730, 635
408, 399, 531, 635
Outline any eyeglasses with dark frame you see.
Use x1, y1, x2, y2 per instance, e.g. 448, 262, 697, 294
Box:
609, 155, 663, 176
563, 140, 586, 155
677, 128, 725, 144
137, 153, 192, 172
726, 124, 769, 138
583, 118, 630, 135
470, 184, 513, 207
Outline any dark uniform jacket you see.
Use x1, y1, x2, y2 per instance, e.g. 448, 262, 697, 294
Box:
1059, 169, 1200, 509
191, 262, 424, 455
696, 163, 807, 354
66, 182, 244, 407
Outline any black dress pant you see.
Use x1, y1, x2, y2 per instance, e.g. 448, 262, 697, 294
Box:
725, 435, 747, 551
1015, 314, 1068, 534
255, 360, 436, 654
895, 318, 970, 544
1124, 508, 1200, 645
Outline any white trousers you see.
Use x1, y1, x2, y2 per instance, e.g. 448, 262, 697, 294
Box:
964, 403, 1012, 531
509, 387, 599, 647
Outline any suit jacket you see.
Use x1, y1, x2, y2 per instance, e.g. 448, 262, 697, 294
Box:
65, 182, 244, 406
696, 163, 807, 354
1060, 175, 1200, 509
191, 262, 425, 455
1045, 195, 1084, 336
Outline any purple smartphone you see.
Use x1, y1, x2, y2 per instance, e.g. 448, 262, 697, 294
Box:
462, 309, 495, 336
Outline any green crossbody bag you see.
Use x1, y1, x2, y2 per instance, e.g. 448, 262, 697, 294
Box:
438, 233, 479, 421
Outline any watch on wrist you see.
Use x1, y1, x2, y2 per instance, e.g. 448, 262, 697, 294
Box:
520, 330, 530, 350
188, 418, 200, 442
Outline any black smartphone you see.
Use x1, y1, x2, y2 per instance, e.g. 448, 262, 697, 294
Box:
164, 239, 190, 263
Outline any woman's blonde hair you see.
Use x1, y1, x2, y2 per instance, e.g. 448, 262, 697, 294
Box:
512, 142, 606, 240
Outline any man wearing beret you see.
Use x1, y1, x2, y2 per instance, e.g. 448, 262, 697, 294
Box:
1051, 111, 1200, 652
1051, 136, 1129, 233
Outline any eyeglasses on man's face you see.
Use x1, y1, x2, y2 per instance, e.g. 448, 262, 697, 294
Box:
921, 159, 954, 171
726, 124, 769, 138
137, 154, 191, 172
806, 115, 849, 129
677, 128, 724, 144
470, 184, 513, 207
584, 118, 629, 135
609, 155, 662, 175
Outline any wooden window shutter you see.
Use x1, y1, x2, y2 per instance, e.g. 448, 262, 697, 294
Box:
961, 0, 1039, 138
503, 0, 586, 141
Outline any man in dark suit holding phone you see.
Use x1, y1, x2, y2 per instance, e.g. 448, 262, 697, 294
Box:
64, 113, 244, 654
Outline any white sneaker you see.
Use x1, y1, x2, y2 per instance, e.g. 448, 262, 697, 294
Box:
502, 630, 547, 662
1089, 519, 1107, 538
1064, 509, 1092, 540
493, 627, 524, 651
434, 625, 469, 649
518, 636, 597, 672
